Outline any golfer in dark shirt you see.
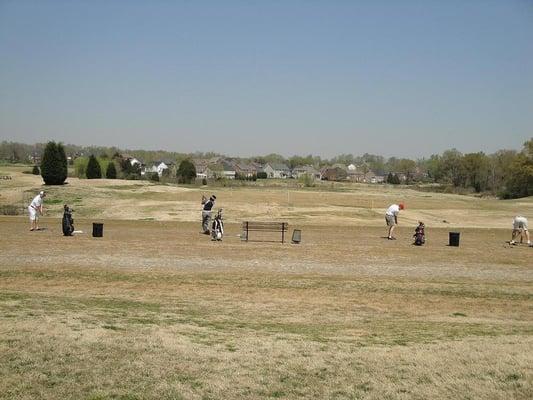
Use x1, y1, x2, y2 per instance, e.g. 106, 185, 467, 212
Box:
202, 195, 216, 234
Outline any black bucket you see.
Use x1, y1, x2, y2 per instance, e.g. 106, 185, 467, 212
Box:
92, 223, 104, 238
449, 232, 460, 247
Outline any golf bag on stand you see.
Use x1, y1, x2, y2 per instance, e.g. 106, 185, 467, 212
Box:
413, 222, 425, 246
62, 205, 74, 236
211, 209, 224, 241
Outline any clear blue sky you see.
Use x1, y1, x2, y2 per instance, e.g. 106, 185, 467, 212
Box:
1, 0, 532, 158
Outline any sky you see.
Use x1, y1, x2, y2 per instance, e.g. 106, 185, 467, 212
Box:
0, 0, 532, 159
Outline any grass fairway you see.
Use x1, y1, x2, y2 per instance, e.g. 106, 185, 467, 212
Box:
0, 168, 532, 399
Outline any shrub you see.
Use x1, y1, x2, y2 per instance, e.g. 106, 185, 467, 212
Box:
32, 165, 40, 175
202, 178, 207, 186
176, 159, 196, 184
120, 158, 141, 179
149, 172, 160, 182
257, 171, 268, 179
387, 173, 401, 185
86, 154, 102, 179
41, 141, 67, 185
0, 204, 20, 215
299, 173, 315, 187
106, 162, 117, 179
74, 157, 88, 178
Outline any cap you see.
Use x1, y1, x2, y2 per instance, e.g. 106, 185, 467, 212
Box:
399, 203, 405, 210
39, 191, 45, 196
211, 195, 217, 200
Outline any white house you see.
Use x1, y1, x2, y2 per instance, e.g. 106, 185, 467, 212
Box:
144, 161, 169, 177
263, 163, 291, 179
221, 160, 236, 179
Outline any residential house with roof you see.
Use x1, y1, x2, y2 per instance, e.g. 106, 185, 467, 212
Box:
263, 163, 291, 179
292, 165, 321, 180
220, 160, 236, 179
321, 166, 348, 181
143, 161, 169, 177
233, 161, 257, 178
194, 159, 214, 179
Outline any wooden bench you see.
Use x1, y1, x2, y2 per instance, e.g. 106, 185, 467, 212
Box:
242, 221, 289, 243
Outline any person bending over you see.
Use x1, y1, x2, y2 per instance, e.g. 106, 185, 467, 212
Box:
510, 215, 531, 246
385, 203, 404, 240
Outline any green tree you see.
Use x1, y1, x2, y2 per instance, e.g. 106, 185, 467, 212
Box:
41, 141, 68, 185
176, 159, 196, 184
462, 152, 490, 192
440, 149, 466, 187
397, 159, 417, 183
489, 150, 517, 193
119, 158, 141, 179
386, 172, 400, 184
86, 154, 102, 179
57, 143, 68, 180
423, 154, 443, 181
106, 162, 117, 179
501, 139, 533, 198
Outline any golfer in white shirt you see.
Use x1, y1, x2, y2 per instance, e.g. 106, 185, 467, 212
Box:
510, 215, 531, 246
28, 191, 46, 231
385, 203, 404, 240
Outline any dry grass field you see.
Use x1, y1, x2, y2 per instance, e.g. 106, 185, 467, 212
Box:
1, 165, 532, 399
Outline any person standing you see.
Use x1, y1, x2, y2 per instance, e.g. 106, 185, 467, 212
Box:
201, 195, 216, 234
385, 203, 404, 240
28, 190, 46, 231
510, 215, 531, 246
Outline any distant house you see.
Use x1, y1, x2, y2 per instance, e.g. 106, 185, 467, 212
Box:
29, 153, 41, 165
121, 154, 142, 167
220, 160, 236, 179
234, 162, 257, 178
347, 169, 365, 183
347, 164, 384, 183
144, 161, 169, 177
194, 160, 214, 179
292, 165, 321, 180
321, 166, 348, 181
263, 163, 291, 179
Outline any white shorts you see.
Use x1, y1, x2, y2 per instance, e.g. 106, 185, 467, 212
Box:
28, 206, 38, 221
513, 217, 528, 231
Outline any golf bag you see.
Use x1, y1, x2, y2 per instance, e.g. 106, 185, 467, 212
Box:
211, 209, 224, 241
413, 223, 425, 246
62, 205, 74, 236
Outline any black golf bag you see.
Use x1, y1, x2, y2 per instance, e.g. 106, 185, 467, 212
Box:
211, 209, 224, 241
62, 205, 74, 236
413, 223, 425, 246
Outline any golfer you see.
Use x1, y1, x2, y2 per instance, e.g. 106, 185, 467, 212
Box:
28, 190, 46, 231
385, 203, 404, 240
201, 195, 216, 234
510, 215, 531, 246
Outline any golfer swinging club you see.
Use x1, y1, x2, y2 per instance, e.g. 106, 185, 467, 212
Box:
201, 194, 216, 234
28, 190, 46, 231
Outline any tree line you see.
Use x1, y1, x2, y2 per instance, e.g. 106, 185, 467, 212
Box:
2, 139, 531, 199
